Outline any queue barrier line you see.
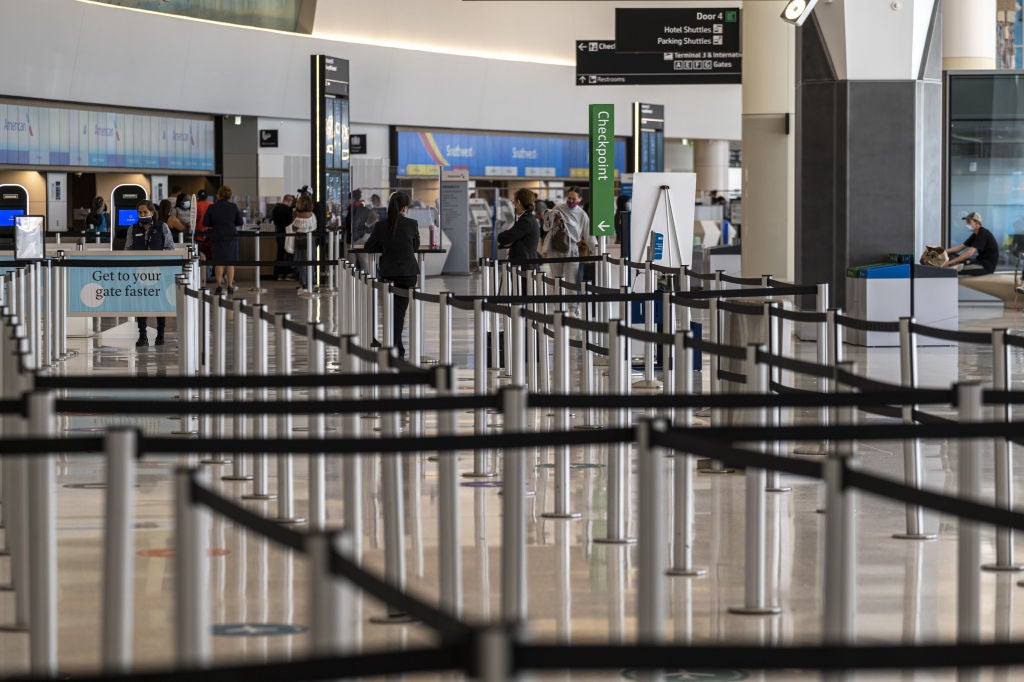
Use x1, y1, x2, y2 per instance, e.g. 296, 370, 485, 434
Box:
718, 272, 766, 286
771, 306, 827, 323
908, 322, 992, 346
718, 300, 765, 315
717, 369, 748, 385
189, 477, 304, 553
58, 393, 496, 416
37, 369, 447, 390
834, 313, 901, 333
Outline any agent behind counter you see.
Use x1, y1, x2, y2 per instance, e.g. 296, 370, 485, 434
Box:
945, 211, 998, 276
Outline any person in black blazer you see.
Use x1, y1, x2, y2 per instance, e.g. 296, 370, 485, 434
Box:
364, 191, 420, 357
497, 187, 540, 271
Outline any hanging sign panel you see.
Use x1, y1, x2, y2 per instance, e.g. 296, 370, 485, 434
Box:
589, 104, 616, 237
613, 8, 742, 84
576, 41, 739, 86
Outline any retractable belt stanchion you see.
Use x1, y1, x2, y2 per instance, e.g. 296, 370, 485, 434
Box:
380, 282, 394, 358
893, 317, 934, 540
668, 330, 706, 578
273, 313, 304, 524
765, 301, 791, 494
5, 347, 31, 632
466, 299, 494, 478
823, 360, 857, 656
27, 390, 57, 675
102, 428, 137, 673
638, 418, 668, 658
57, 251, 68, 360
596, 321, 636, 545
575, 281, 598, 429
43, 260, 53, 368
794, 283, 831, 456
308, 322, 327, 530
634, 260, 661, 389
538, 278, 553, 395
984, 328, 1023, 571
174, 469, 210, 667
543, 311, 580, 520
243, 304, 276, 502
309, 531, 353, 655
339, 336, 363, 561
728, 345, 781, 616
660, 289, 676, 419
371, 365, 415, 624
437, 366, 462, 615
223, 299, 252, 482
502, 385, 529, 622
197, 293, 214, 457
249, 231, 265, 294
703, 297, 731, 474
957, 382, 983, 682
205, 295, 229, 465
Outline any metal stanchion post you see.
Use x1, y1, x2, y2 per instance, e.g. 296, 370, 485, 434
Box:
957, 382, 983, 682
308, 322, 327, 529
174, 468, 210, 666
309, 531, 352, 654
893, 317, 935, 540
466, 299, 494, 478
27, 391, 57, 675
43, 261, 53, 367
543, 311, 580, 520
4, 354, 30, 631
728, 345, 781, 616
243, 305, 275, 502
985, 329, 1022, 571
595, 320, 636, 545
703, 297, 732, 474
794, 283, 831, 456
273, 313, 304, 524
634, 262, 661, 389
638, 418, 668, 653
824, 362, 857, 649
223, 299, 252, 481
501, 385, 529, 622
437, 367, 462, 614
202, 295, 229, 464
381, 282, 394, 353
765, 301, 791, 493
370, 379, 415, 624
339, 337, 363, 560
249, 230, 265, 293
668, 331, 706, 577
102, 428, 137, 673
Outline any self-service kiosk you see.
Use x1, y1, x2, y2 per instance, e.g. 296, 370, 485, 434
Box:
0, 184, 30, 251
110, 184, 147, 250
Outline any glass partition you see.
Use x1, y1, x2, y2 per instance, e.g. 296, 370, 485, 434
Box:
947, 72, 1024, 270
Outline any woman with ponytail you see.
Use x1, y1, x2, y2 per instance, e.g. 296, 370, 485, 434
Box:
364, 191, 420, 357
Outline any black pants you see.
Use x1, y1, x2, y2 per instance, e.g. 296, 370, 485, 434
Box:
959, 261, 993, 277
274, 230, 292, 278
388, 275, 417, 356
137, 317, 165, 335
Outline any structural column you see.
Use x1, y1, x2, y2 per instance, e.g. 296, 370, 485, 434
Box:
693, 140, 730, 197
741, 1, 796, 281
797, 0, 943, 305
943, 0, 996, 70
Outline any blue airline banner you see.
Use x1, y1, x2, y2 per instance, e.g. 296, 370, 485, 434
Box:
69, 257, 182, 316
397, 129, 626, 179
0, 101, 215, 171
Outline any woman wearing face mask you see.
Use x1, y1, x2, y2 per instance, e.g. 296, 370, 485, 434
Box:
173, 193, 193, 234
541, 187, 598, 286
158, 198, 188, 242
126, 200, 175, 347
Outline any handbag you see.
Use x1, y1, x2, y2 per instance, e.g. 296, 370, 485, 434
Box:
577, 239, 591, 258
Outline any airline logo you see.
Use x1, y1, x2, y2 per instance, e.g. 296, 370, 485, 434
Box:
4, 116, 32, 135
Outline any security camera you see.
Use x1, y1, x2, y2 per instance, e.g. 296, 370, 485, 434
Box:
780, 0, 819, 26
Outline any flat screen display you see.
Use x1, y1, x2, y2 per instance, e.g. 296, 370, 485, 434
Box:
0, 208, 25, 226
118, 208, 139, 227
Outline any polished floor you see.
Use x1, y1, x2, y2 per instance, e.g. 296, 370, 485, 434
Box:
2, 262, 1024, 681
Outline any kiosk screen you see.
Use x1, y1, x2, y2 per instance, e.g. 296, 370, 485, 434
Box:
0, 208, 25, 226
118, 209, 139, 227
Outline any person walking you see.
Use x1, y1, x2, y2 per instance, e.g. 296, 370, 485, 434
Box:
364, 191, 419, 358
541, 187, 597, 285
202, 185, 243, 294
126, 200, 174, 347
272, 194, 295, 280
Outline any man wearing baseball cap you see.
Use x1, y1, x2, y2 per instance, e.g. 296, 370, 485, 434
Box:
945, 211, 999, 276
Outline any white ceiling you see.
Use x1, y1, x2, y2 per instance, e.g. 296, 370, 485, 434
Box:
312, 0, 744, 65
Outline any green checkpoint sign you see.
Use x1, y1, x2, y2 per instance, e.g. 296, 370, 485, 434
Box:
589, 104, 615, 237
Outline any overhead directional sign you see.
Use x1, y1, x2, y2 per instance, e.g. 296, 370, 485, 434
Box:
576, 40, 740, 86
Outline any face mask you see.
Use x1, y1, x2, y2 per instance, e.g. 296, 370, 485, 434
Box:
183, 201, 191, 209
139, 216, 153, 226
567, 200, 579, 209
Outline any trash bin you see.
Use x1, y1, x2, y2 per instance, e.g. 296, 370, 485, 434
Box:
844, 263, 910, 346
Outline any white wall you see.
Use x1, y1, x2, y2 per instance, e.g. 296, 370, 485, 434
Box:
2, 0, 741, 141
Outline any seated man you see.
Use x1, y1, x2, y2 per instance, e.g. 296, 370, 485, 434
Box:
945, 211, 999, 276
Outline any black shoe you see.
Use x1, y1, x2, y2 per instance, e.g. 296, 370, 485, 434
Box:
397, 347, 406, 358
154, 335, 165, 346
227, 286, 235, 295
135, 335, 147, 347
214, 286, 223, 295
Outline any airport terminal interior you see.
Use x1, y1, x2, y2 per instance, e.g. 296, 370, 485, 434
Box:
4, 1, 1024, 680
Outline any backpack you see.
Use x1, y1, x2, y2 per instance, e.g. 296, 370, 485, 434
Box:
545, 210, 570, 253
